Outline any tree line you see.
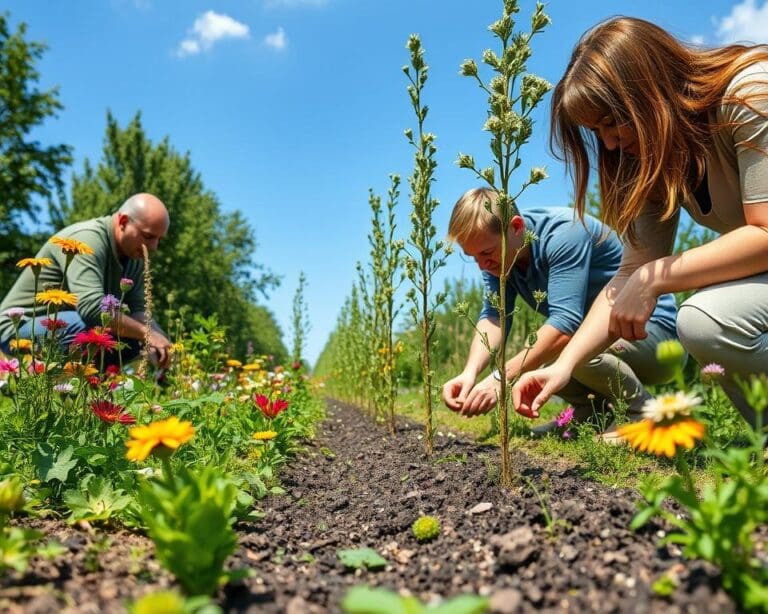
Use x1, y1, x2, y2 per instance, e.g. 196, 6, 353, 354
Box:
0, 12, 286, 361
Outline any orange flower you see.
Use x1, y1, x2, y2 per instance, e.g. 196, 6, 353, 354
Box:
36, 289, 78, 307
63, 362, 99, 377
125, 416, 195, 462
49, 236, 94, 256
16, 257, 53, 270
617, 418, 705, 458
9, 339, 32, 352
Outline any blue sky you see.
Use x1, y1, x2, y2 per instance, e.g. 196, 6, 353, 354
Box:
5, 0, 768, 365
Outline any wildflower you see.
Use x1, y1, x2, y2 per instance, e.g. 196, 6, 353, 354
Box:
27, 362, 45, 375
63, 362, 98, 377
88, 375, 101, 387
254, 394, 289, 419
9, 339, 32, 352
700, 363, 725, 383
125, 416, 195, 462
119, 278, 134, 293
555, 406, 574, 428
100, 294, 121, 316
0, 358, 20, 376
36, 289, 78, 307
640, 391, 702, 423
41, 318, 67, 331
226, 359, 242, 368
105, 364, 121, 378
291, 361, 303, 371
253, 430, 277, 441
241, 363, 262, 372
53, 383, 74, 394
5, 308, 26, 322
91, 399, 136, 425
72, 328, 117, 352
16, 257, 53, 271
617, 418, 705, 458
49, 236, 94, 256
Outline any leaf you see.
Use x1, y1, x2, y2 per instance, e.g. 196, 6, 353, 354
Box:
341, 586, 423, 614
431, 595, 490, 614
33, 444, 78, 484
630, 506, 658, 531
337, 548, 388, 571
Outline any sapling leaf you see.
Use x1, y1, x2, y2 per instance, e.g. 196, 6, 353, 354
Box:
337, 547, 387, 571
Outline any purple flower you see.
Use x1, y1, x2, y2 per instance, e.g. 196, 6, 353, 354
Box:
562, 430, 572, 439
555, 406, 575, 428
119, 278, 134, 293
53, 383, 74, 394
100, 294, 121, 316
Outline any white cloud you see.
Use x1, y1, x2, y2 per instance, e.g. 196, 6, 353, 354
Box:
690, 34, 706, 46
176, 11, 250, 58
265, 0, 328, 7
264, 27, 287, 50
715, 0, 768, 43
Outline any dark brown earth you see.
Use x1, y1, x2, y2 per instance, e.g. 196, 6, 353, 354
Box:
0, 399, 737, 613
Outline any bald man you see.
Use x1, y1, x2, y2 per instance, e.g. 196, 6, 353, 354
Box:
0, 193, 173, 369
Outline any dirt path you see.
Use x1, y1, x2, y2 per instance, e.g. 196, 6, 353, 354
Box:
1, 399, 735, 613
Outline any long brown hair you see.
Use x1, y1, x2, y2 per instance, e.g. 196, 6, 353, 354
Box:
551, 16, 768, 242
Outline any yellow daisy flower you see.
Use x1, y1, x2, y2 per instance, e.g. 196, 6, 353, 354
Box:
125, 416, 195, 462
241, 362, 262, 371
63, 362, 99, 377
36, 289, 78, 307
16, 257, 53, 270
253, 430, 277, 441
617, 417, 705, 458
226, 359, 242, 368
9, 339, 32, 352
49, 236, 95, 255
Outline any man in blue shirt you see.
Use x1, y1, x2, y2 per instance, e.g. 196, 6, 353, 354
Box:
441, 187, 681, 436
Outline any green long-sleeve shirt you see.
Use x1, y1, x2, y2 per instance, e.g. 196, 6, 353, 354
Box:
0, 216, 145, 343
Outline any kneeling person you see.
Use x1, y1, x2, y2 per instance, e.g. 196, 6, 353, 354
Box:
441, 187, 681, 435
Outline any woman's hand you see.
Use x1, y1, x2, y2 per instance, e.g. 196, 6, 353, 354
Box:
442, 372, 477, 412
607, 267, 659, 341
512, 364, 573, 418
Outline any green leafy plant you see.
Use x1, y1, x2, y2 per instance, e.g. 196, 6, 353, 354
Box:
63, 475, 133, 524
342, 586, 489, 614
290, 271, 311, 365
136, 464, 244, 596
336, 547, 388, 571
128, 590, 222, 614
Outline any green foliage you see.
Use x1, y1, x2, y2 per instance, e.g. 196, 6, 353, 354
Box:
456, 0, 550, 486
403, 35, 451, 455
290, 271, 310, 364
336, 547, 388, 571
411, 515, 441, 542
51, 112, 284, 359
63, 476, 132, 524
342, 586, 489, 614
0, 12, 72, 292
128, 590, 222, 614
632, 395, 768, 610
136, 463, 242, 596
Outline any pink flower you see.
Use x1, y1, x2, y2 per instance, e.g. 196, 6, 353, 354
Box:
90, 400, 136, 424
555, 406, 574, 428
28, 361, 46, 375
700, 363, 725, 383
0, 358, 20, 376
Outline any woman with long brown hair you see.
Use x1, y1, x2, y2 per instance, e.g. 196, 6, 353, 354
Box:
513, 16, 768, 427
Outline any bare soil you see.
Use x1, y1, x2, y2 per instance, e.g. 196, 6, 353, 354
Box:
0, 399, 736, 613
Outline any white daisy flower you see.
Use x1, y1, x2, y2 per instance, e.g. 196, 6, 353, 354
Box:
641, 391, 702, 422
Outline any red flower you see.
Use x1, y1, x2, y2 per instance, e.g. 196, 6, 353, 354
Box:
105, 364, 121, 378
254, 394, 289, 419
88, 375, 101, 387
73, 328, 117, 352
90, 399, 136, 424
41, 318, 67, 331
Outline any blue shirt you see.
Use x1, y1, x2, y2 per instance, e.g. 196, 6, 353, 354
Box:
479, 207, 678, 336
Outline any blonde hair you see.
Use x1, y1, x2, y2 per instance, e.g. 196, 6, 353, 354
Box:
551, 16, 768, 242
448, 187, 520, 245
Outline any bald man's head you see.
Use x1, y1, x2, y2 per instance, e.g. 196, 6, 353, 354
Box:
113, 193, 170, 259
